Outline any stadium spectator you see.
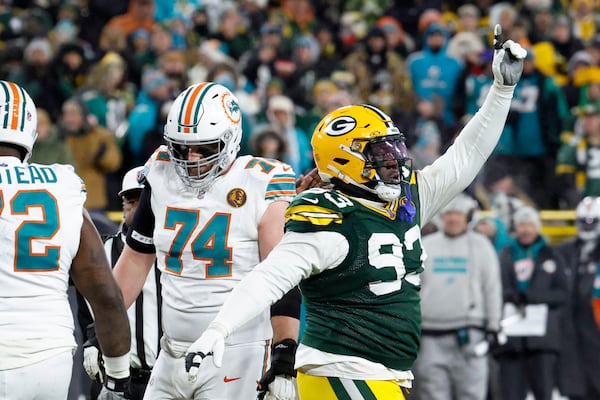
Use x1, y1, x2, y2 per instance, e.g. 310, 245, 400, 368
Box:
345, 26, 414, 114
495, 206, 568, 400
553, 196, 600, 399
30, 107, 75, 166
126, 67, 172, 167
105, 0, 156, 37
556, 104, 600, 207
260, 94, 313, 175
61, 97, 122, 213
407, 22, 464, 141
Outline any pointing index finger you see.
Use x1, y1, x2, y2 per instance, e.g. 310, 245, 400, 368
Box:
494, 24, 503, 49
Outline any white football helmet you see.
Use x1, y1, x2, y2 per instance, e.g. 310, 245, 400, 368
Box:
0, 81, 37, 161
576, 196, 600, 241
163, 82, 242, 192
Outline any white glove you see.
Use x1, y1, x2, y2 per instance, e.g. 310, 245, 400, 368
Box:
262, 376, 298, 400
491, 24, 526, 86
184, 323, 227, 382
83, 346, 103, 383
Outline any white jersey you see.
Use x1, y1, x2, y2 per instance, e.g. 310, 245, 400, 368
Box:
0, 156, 86, 369
135, 148, 296, 347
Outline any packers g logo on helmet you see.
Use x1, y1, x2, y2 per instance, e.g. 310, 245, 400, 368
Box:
324, 116, 357, 136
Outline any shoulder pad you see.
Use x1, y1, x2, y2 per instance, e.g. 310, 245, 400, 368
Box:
286, 189, 356, 226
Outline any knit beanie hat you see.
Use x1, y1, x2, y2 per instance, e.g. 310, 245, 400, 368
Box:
513, 206, 542, 231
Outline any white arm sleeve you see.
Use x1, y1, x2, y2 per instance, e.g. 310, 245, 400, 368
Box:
213, 230, 349, 337
418, 83, 515, 224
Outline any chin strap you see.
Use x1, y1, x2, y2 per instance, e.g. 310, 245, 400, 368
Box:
374, 182, 401, 202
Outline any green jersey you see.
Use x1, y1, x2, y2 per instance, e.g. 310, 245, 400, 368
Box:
285, 186, 423, 371
556, 139, 600, 196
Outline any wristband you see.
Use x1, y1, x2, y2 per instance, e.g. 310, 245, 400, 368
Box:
103, 354, 130, 379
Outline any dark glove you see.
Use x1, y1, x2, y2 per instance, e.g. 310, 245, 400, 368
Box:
516, 291, 528, 306
257, 339, 297, 400
97, 376, 130, 400
509, 291, 527, 306
491, 24, 526, 86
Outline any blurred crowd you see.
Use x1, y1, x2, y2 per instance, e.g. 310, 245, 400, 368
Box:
5, 0, 600, 399
7, 0, 600, 218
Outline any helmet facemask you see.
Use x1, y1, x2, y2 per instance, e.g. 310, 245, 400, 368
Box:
162, 82, 243, 194
576, 216, 600, 241
165, 128, 236, 193
361, 134, 412, 202
576, 196, 600, 241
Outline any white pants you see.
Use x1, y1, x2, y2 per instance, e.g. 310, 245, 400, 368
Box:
144, 340, 269, 400
0, 350, 72, 400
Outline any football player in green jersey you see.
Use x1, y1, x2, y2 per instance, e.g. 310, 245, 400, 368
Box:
183, 25, 526, 400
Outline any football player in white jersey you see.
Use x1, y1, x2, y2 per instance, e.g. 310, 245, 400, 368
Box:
80, 166, 162, 400
113, 82, 301, 400
181, 26, 526, 400
0, 81, 131, 400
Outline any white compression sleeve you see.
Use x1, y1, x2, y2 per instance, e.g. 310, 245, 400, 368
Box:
212, 230, 348, 336
418, 83, 515, 224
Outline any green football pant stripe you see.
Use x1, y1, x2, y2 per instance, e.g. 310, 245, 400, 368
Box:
327, 377, 378, 400
328, 377, 352, 400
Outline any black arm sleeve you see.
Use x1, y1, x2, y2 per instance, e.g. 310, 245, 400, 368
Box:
126, 182, 156, 254
271, 286, 301, 319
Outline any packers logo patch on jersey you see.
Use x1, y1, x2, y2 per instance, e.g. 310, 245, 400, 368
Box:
227, 188, 247, 208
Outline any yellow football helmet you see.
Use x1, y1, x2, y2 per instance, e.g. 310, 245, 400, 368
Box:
311, 104, 411, 201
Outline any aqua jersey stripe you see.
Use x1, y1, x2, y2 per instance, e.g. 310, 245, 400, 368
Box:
0, 82, 10, 129
191, 83, 215, 133
177, 82, 216, 133
177, 85, 196, 127
266, 181, 296, 192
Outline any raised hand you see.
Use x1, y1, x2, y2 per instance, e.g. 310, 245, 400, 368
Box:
492, 24, 526, 86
